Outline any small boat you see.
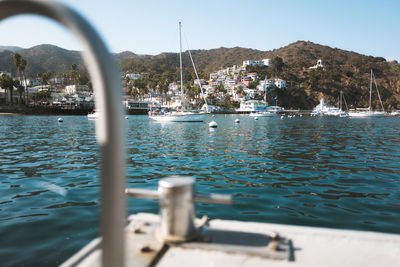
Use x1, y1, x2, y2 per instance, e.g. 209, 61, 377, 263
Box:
349, 70, 386, 117
312, 98, 341, 116
266, 105, 285, 114
389, 110, 400, 116
87, 109, 99, 119
149, 111, 206, 122
249, 111, 275, 117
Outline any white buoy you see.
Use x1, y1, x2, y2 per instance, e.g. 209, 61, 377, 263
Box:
209, 120, 218, 128
235, 119, 240, 123
254, 117, 258, 120
280, 115, 284, 119
125, 116, 129, 119
300, 114, 303, 117
58, 117, 63, 122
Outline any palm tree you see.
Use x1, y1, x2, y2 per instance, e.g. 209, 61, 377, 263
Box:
19, 58, 28, 104
13, 53, 28, 104
15, 80, 24, 105
13, 53, 22, 78
158, 78, 170, 105
42, 71, 52, 87
69, 63, 78, 85
133, 78, 147, 100
0, 74, 15, 105
37, 72, 43, 88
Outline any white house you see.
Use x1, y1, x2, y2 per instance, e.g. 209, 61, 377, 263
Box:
125, 73, 143, 80
65, 85, 89, 94
262, 58, 272, 67
243, 60, 264, 67
217, 69, 227, 76
274, 78, 286, 88
22, 78, 42, 87
51, 77, 63, 84
194, 79, 206, 86
243, 59, 271, 68
309, 59, 324, 69
209, 72, 218, 80
256, 79, 273, 91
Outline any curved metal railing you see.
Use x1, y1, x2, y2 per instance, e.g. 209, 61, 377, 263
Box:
0, 1, 126, 266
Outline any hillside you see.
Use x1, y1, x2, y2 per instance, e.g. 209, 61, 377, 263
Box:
0, 46, 23, 52
0, 41, 399, 109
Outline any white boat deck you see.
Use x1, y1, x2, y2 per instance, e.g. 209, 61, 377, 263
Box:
63, 213, 400, 267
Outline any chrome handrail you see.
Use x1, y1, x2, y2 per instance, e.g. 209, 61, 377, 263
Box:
0, 1, 126, 266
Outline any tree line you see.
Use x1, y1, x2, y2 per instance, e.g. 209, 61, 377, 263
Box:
0, 53, 92, 106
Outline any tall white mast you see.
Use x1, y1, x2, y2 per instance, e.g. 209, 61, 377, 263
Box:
179, 21, 184, 111
369, 69, 373, 111
263, 77, 267, 104
187, 47, 209, 112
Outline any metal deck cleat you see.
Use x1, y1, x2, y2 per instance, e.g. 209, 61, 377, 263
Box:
126, 176, 232, 242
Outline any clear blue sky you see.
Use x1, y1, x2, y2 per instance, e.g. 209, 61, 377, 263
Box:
0, 0, 399, 61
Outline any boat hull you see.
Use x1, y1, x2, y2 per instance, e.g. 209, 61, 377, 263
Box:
149, 113, 206, 122
348, 111, 386, 117
249, 112, 275, 117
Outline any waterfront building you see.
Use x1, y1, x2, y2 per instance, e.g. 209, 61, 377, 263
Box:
236, 99, 267, 113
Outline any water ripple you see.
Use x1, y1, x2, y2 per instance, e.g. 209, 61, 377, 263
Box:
0, 115, 400, 266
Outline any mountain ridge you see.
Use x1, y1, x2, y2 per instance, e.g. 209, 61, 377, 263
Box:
0, 41, 399, 109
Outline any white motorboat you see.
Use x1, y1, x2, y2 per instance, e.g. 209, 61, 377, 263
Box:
389, 110, 400, 116
312, 98, 341, 116
149, 111, 206, 122
266, 105, 285, 114
249, 111, 275, 117
87, 109, 99, 119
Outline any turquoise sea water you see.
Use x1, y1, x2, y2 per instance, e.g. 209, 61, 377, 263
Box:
0, 114, 399, 265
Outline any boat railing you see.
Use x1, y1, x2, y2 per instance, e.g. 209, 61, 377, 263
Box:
0, 1, 125, 266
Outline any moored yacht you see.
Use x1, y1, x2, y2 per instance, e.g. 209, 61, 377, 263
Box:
348, 69, 386, 117
149, 22, 206, 122
311, 98, 341, 116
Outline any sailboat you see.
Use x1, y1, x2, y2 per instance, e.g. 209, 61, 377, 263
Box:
149, 22, 207, 122
349, 69, 386, 117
